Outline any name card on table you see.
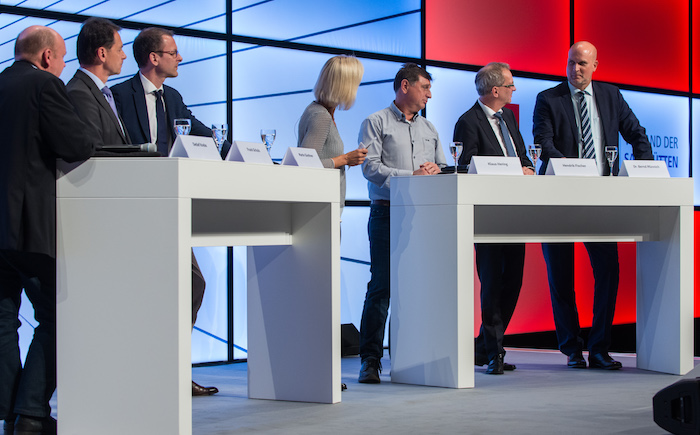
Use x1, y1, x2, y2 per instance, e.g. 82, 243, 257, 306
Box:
545, 158, 598, 176
281, 147, 324, 168
467, 156, 523, 175
619, 160, 670, 178
225, 140, 273, 165
169, 135, 222, 161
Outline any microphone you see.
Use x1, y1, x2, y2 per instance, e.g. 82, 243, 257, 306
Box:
96, 143, 158, 153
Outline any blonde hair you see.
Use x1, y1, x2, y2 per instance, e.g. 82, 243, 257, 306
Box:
313, 55, 364, 110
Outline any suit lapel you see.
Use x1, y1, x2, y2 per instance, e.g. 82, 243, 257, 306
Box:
130, 75, 152, 143
557, 82, 579, 148
473, 102, 504, 156
78, 70, 128, 143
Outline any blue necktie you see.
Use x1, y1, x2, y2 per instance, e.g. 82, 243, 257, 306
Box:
153, 90, 169, 156
578, 91, 595, 160
101, 86, 124, 135
493, 111, 517, 157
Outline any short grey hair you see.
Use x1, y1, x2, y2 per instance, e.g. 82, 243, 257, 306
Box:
475, 62, 510, 97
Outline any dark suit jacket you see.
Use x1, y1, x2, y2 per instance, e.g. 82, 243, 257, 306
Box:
454, 102, 532, 168
110, 73, 214, 152
0, 61, 95, 257
66, 69, 131, 146
533, 81, 653, 174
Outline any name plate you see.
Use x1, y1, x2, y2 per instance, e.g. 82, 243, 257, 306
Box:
225, 140, 273, 165
169, 135, 222, 161
467, 156, 522, 175
619, 160, 670, 178
545, 158, 598, 176
281, 147, 324, 168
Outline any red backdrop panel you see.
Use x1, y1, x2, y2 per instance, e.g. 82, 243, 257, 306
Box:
425, 0, 569, 75
574, 0, 689, 92
474, 242, 637, 336
694, 0, 700, 94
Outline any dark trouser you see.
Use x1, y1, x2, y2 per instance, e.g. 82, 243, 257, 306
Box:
541, 242, 619, 356
474, 243, 525, 363
359, 204, 390, 361
0, 250, 56, 419
191, 251, 205, 326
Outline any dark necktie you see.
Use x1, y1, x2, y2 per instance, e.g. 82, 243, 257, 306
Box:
153, 89, 169, 155
578, 91, 595, 159
493, 111, 517, 157
101, 86, 124, 135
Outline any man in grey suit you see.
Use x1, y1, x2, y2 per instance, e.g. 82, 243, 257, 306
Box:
67, 17, 130, 146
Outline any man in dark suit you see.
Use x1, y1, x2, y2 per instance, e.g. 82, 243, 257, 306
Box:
454, 62, 534, 375
0, 25, 95, 434
110, 27, 222, 156
66, 17, 129, 147
110, 27, 218, 397
533, 41, 653, 370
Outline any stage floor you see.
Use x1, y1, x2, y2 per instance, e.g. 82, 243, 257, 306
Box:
21, 348, 694, 434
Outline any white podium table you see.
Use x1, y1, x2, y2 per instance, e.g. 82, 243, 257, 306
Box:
56, 158, 341, 435
390, 174, 693, 389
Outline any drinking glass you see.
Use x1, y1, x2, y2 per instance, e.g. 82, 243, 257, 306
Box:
449, 142, 463, 174
211, 124, 228, 153
528, 144, 542, 175
605, 145, 618, 176
174, 118, 191, 136
260, 129, 276, 155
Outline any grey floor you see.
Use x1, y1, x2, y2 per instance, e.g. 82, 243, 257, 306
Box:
187, 349, 691, 435
3, 349, 688, 435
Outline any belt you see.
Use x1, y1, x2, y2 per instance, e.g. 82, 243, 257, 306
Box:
371, 199, 390, 206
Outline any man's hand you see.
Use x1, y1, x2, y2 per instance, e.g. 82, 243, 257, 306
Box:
522, 167, 535, 175
413, 161, 440, 176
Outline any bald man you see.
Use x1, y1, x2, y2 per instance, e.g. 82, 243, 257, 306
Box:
533, 41, 652, 370
0, 26, 95, 434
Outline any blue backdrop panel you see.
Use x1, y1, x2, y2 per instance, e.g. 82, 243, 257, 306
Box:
232, 0, 419, 57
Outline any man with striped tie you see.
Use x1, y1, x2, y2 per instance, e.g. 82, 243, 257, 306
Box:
533, 41, 653, 370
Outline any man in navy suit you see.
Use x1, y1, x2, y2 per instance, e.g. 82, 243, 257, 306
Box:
533, 41, 653, 370
67, 17, 130, 147
454, 62, 533, 375
111, 27, 218, 396
0, 25, 95, 434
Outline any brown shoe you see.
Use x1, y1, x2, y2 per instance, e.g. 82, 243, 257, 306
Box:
192, 380, 219, 396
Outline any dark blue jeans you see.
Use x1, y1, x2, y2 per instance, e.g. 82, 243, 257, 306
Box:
359, 204, 390, 361
0, 250, 56, 420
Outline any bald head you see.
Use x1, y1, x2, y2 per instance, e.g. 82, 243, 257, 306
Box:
566, 41, 598, 90
14, 25, 67, 77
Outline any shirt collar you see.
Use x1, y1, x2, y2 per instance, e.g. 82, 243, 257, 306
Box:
389, 100, 421, 123
477, 99, 501, 119
139, 71, 162, 94
568, 80, 593, 97
79, 67, 106, 90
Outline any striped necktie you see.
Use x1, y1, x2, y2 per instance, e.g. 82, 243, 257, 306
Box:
578, 91, 595, 160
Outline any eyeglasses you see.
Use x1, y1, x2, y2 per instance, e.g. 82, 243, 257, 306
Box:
498, 84, 515, 89
154, 50, 179, 57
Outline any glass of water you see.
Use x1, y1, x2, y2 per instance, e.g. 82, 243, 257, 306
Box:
174, 118, 191, 136
449, 142, 463, 174
528, 144, 542, 175
605, 145, 618, 176
212, 124, 228, 153
260, 129, 276, 155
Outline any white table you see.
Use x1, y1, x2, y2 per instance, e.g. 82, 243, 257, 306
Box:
56, 158, 341, 435
390, 174, 694, 389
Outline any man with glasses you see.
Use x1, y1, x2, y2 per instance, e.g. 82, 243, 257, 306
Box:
111, 27, 219, 396
453, 62, 533, 375
533, 41, 653, 370
358, 63, 446, 383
